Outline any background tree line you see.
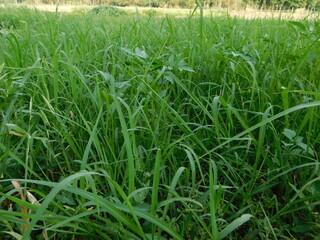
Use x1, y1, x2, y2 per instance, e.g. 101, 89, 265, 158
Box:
4, 0, 320, 10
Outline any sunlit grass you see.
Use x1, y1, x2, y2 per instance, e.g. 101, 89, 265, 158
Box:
0, 7, 319, 239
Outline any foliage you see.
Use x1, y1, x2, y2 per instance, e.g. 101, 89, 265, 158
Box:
0, 13, 22, 29
0, 7, 319, 240
142, 9, 157, 16
254, 0, 320, 8
179, 1, 188, 7
8, 0, 320, 8
89, 5, 125, 16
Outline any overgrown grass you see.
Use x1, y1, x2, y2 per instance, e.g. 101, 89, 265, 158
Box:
0, 7, 319, 239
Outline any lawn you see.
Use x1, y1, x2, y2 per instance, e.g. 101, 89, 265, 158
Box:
0, 7, 319, 239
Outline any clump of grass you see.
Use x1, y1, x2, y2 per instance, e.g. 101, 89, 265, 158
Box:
0, 13, 22, 29
142, 9, 157, 17
71, 6, 91, 15
89, 5, 125, 16
0, 7, 319, 240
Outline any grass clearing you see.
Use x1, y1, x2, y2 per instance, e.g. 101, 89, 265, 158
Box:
0, 7, 319, 239
3, 4, 320, 19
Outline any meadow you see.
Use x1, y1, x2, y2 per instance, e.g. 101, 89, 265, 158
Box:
0, 6, 319, 239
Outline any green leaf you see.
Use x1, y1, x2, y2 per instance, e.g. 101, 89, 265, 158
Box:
283, 128, 296, 142
3, 232, 23, 240
289, 21, 307, 31
296, 142, 314, 155
179, 66, 195, 72
135, 47, 148, 59
313, 181, 320, 193
5, 124, 29, 137
219, 214, 253, 239
56, 192, 76, 206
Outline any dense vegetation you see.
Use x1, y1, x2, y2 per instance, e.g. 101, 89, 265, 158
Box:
0, 7, 320, 240
3, 0, 320, 9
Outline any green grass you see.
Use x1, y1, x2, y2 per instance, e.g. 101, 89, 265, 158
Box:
0, 7, 320, 239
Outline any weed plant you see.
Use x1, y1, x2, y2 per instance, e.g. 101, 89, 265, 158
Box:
90, 6, 125, 16
0, 7, 319, 239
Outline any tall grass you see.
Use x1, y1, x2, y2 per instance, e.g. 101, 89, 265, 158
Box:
0, 7, 319, 239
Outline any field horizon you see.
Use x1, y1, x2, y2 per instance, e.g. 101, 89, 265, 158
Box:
1, 3, 320, 19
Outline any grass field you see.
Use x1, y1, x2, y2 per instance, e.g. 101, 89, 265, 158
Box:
2, 3, 320, 19
0, 7, 320, 240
